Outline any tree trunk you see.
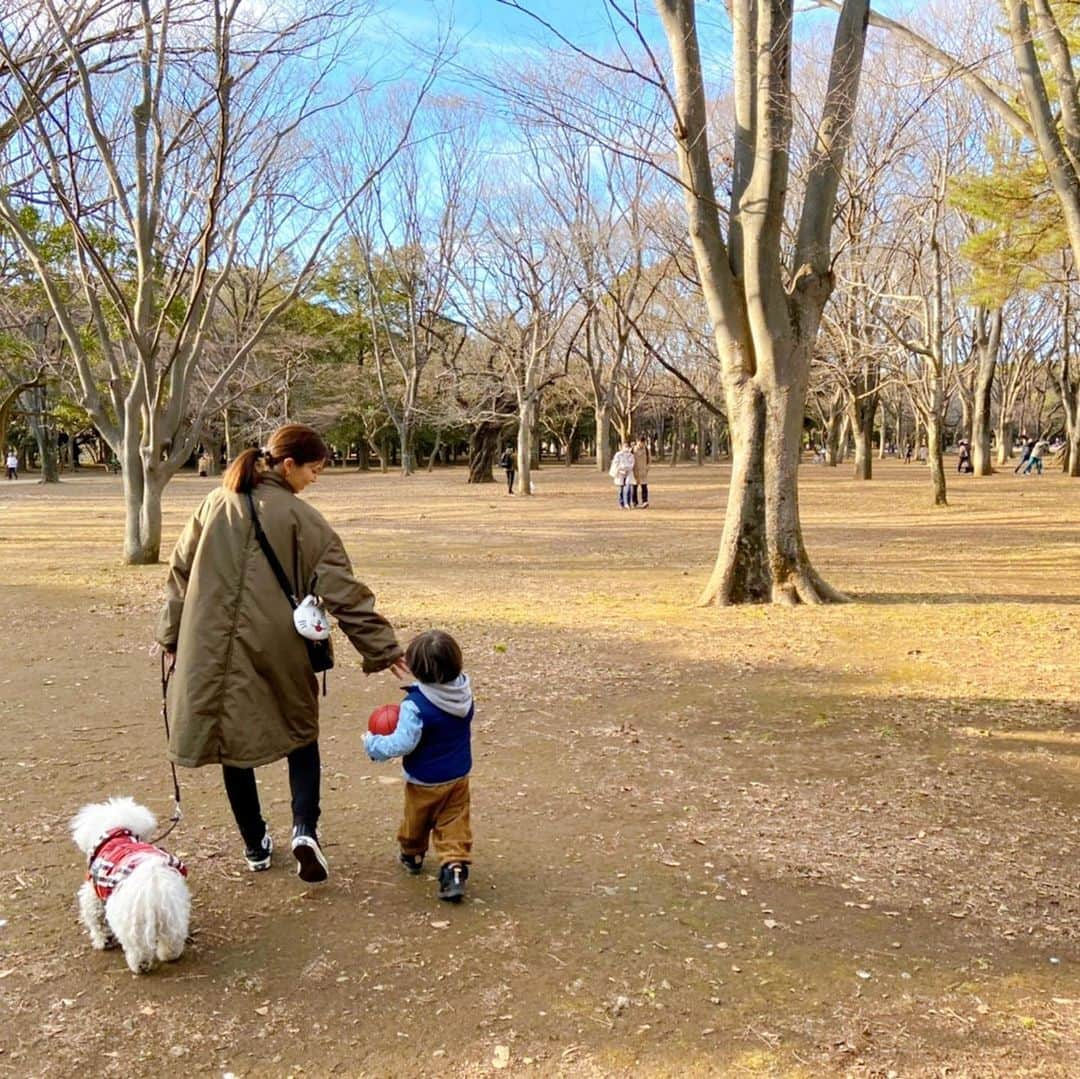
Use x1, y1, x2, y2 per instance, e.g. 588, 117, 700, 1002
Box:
763, 382, 843, 604
927, 413, 947, 506
824, 409, 843, 466
530, 410, 541, 471
996, 416, 1013, 465
850, 391, 876, 480
25, 385, 59, 483
203, 434, 223, 476
972, 304, 993, 473
517, 399, 536, 496
958, 392, 972, 445
33, 427, 59, 483
121, 455, 164, 564
1066, 424, 1080, 477
595, 402, 612, 473
224, 407, 235, 464
699, 373, 846, 606
971, 355, 995, 475
399, 415, 414, 476
698, 383, 770, 603
467, 422, 501, 484
668, 419, 680, 466
852, 416, 873, 480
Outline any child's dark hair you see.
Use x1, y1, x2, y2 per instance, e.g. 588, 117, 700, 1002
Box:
222, 423, 329, 494
405, 630, 462, 685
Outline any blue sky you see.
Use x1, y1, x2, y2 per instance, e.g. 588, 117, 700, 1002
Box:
369, 0, 924, 76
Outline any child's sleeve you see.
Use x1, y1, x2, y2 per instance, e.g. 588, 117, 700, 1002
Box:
364, 699, 423, 761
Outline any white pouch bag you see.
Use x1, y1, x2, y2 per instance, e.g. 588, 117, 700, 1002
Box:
293, 594, 331, 640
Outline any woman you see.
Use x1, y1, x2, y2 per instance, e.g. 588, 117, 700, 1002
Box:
156, 424, 403, 883
631, 437, 650, 507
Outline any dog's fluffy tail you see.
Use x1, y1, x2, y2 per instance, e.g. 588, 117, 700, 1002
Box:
106, 861, 190, 972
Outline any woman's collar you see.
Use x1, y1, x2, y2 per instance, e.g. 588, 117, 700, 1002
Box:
259, 471, 294, 494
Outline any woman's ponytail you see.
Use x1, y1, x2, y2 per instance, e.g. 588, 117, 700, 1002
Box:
221, 425, 328, 494
222, 447, 262, 494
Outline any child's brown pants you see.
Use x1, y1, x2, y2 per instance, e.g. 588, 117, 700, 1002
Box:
398, 777, 471, 865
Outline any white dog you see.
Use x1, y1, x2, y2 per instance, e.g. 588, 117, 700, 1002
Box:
70, 797, 190, 974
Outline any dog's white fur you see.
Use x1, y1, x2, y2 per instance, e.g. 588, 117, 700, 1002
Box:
70, 797, 190, 974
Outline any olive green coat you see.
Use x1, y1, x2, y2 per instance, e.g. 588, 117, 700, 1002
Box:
156, 473, 402, 768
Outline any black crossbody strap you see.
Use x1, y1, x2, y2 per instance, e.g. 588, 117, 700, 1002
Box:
246, 490, 298, 609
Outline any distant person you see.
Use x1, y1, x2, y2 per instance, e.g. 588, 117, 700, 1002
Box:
609, 441, 636, 509
197, 452, 210, 477
916, 443, 928, 464
957, 440, 973, 474
903, 442, 913, 464
631, 437, 650, 508
1022, 437, 1049, 475
498, 446, 516, 495
1014, 436, 1035, 474
5, 449, 17, 480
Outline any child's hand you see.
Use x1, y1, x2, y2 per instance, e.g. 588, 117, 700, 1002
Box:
389, 659, 414, 683
362, 732, 378, 760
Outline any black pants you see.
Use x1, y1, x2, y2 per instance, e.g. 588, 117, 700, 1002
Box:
631, 482, 648, 506
6, 467, 15, 480
504, 468, 515, 493
222, 741, 321, 848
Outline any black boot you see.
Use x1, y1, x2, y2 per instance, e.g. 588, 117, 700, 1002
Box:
437, 862, 468, 902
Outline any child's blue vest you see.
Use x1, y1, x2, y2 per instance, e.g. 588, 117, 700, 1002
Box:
402, 686, 473, 785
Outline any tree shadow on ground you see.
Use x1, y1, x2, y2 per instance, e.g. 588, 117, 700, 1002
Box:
852, 591, 1080, 605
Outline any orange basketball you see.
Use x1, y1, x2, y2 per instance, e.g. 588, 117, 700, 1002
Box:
368, 703, 400, 736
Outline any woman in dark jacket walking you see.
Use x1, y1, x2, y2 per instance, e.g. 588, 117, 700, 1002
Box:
156, 424, 404, 882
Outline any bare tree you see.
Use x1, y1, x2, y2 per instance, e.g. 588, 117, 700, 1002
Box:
455, 185, 576, 498
347, 99, 477, 475
647, 1, 870, 603
0, 1, 431, 562
823, 0, 1080, 480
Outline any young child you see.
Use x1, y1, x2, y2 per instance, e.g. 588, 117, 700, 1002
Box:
364, 629, 474, 902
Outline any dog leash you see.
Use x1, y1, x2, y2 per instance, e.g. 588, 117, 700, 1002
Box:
151, 651, 183, 843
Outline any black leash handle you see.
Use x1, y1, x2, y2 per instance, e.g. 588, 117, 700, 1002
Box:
152, 650, 183, 843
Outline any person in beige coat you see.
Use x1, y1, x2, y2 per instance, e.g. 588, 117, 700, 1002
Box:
631, 437, 650, 508
156, 423, 404, 882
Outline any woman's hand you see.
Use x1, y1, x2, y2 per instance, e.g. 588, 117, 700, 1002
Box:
389, 659, 414, 683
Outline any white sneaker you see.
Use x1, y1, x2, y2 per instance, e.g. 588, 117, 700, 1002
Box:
291, 827, 329, 883
244, 833, 273, 872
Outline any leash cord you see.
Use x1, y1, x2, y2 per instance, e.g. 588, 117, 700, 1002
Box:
151, 651, 183, 844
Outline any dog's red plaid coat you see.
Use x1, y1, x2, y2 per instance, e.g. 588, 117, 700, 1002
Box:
87, 828, 188, 900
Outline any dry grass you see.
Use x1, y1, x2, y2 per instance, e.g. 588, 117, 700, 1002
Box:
0, 458, 1077, 1077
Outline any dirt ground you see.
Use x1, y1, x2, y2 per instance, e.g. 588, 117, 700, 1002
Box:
1, 458, 1078, 1078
